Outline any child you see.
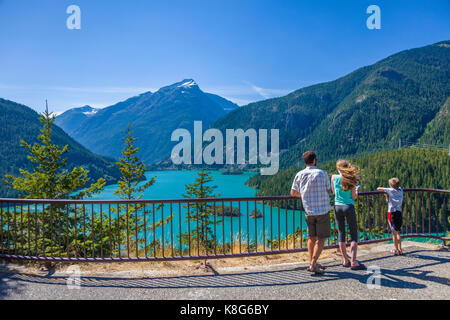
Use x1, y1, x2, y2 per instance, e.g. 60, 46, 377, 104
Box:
377, 178, 404, 255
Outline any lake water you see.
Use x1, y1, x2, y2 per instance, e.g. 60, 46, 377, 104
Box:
91, 170, 306, 249
90, 170, 258, 200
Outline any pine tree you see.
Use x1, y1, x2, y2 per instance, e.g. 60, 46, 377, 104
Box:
114, 124, 155, 200
4, 104, 105, 199
112, 124, 169, 257
181, 169, 221, 264
2, 102, 106, 258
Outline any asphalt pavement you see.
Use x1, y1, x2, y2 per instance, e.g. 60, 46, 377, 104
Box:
0, 246, 448, 300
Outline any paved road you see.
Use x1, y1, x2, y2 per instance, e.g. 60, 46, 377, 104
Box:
0, 246, 449, 300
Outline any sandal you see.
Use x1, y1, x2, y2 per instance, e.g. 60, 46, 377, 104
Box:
307, 264, 325, 275
391, 250, 400, 256
316, 263, 326, 270
351, 262, 367, 270
343, 261, 351, 268
307, 263, 326, 271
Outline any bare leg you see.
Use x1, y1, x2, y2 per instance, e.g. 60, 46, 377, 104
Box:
397, 233, 403, 254
311, 238, 326, 268
339, 242, 349, 265
350, 241, 359, 266
308, 237, 317, 263
392, 231, 400, 254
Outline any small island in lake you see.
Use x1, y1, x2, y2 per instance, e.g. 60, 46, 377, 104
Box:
221, 167, 243, 175
250, 209, 262, 218
210, 205, 241, 217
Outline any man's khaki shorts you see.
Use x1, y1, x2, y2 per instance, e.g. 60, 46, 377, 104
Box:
305, 212, 330, 239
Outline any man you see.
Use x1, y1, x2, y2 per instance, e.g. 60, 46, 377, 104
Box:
290, 151, 332, 274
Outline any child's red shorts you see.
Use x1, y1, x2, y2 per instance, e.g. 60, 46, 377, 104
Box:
388, 211, 402, 232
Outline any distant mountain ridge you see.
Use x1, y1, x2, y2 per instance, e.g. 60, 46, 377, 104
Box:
56, 79, 238, 163
55, 105, 100, 136
0, 98, 120, 198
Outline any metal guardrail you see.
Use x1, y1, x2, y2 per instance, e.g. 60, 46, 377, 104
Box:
0, 189, 448, 262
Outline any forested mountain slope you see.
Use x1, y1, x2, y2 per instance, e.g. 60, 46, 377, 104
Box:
213, 41, 449, 168
0, 99, 120, 197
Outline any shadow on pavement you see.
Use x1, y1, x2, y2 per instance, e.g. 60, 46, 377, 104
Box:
0, 249, 448, 291
0, 260, 26, 299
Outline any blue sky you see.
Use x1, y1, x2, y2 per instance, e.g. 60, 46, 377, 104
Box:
0, 0, 449, 113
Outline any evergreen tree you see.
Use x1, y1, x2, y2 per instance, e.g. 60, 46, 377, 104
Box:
181, 169, 221, 262
2, 103, 106, 258
112, 124, 169, 257
4, 104, 105, 199
0, 98, 119, 198
114, 124, 155, 200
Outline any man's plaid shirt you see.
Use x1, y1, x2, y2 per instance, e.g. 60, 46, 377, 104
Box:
291, 166, 331, 216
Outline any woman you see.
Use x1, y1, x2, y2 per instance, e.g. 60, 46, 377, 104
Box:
331, 160, 366, 270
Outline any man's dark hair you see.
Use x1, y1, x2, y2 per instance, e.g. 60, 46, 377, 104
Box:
302, 151, 317, 165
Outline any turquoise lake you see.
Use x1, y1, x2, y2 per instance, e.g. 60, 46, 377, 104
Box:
90, 170, 258, 200
90, 170, 305, 248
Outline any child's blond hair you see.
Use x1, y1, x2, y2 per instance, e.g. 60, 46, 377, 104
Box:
389, 177, 401, 189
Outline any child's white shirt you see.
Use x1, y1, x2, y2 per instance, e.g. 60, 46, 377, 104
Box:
384, 187, 403, 212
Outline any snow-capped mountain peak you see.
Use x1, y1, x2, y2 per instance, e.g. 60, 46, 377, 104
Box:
83, 109, 98, 116
177, 79, 197, 88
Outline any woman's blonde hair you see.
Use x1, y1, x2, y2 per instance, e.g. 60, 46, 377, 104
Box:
336, 160, 360, 192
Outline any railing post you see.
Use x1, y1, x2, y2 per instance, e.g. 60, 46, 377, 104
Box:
444, 194, 448, 246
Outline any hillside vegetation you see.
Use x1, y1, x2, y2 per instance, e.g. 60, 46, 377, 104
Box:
0, 99, 120, 198
246, 148, 450, 196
